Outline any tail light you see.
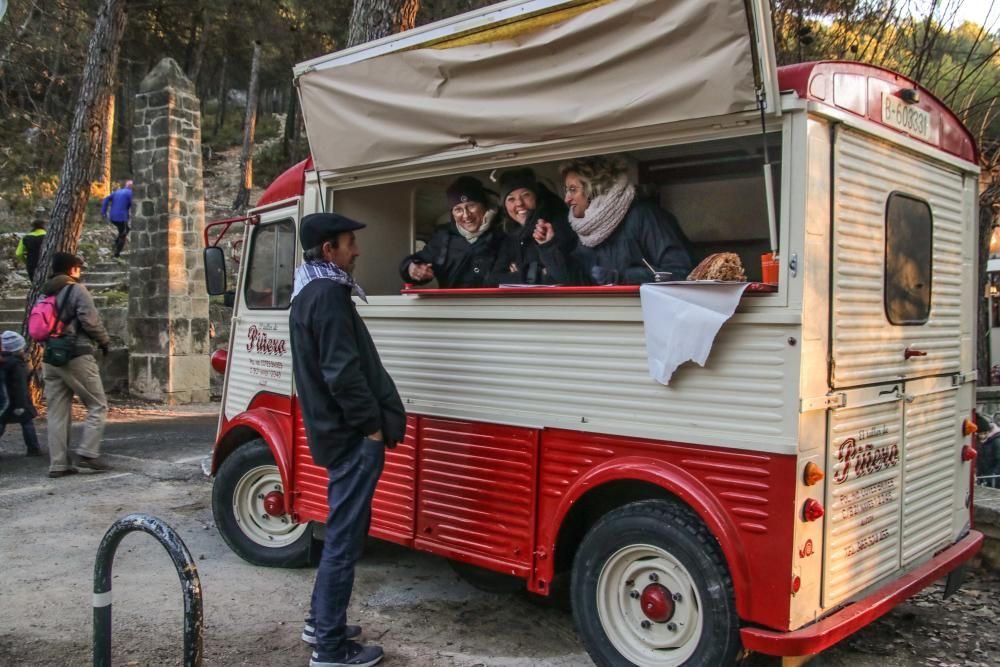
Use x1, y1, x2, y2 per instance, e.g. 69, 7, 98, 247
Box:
803, 462, 824, 486
211, 349, 228, 374
802, 499, 824, 522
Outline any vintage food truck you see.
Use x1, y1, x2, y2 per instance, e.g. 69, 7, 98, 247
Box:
202, 0, 984, 664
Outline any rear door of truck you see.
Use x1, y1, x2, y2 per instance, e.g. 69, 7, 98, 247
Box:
823, 126, 973, 608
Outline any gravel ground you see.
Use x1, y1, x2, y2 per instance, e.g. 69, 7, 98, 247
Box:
0, 406, 997, 667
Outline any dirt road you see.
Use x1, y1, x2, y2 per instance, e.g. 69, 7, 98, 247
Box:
1, 406, 997, 666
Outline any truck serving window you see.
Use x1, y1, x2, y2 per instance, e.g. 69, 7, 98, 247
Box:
885, 193, 932, 325
244, 219, 296, 309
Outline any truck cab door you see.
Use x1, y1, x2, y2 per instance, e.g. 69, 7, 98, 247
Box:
223, 205, 298, 422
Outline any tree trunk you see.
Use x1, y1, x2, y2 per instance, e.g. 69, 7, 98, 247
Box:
215, 54, 228, 136
21, 0, 128, 400
232, 41, 262, 212
979, 180, 1000, 385
190, 6, 210, 84
282, 78, 298, 161
347, 0, 421, 47
90, 93, 115, 198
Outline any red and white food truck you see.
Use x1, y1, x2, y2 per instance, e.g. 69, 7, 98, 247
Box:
202, 0, 984, 664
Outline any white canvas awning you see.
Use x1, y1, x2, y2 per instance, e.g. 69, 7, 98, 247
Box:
295, 0, 778, 173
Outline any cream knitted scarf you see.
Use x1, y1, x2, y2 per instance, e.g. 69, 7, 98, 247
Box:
456, 209, 496, 244
568, 177, 635, 247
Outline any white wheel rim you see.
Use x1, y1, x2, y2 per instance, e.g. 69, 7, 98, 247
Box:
596, 544, 704, 666
232, 464, 308, 548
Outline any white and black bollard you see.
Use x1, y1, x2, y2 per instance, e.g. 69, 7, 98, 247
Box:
92, 513, 203, 666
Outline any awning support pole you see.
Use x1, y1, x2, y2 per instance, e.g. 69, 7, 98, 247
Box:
757, 88, 778, 257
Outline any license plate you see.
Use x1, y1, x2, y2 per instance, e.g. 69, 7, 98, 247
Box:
882, 93, 932, 141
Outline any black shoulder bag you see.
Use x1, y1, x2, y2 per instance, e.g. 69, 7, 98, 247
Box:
43, 285, 78, 367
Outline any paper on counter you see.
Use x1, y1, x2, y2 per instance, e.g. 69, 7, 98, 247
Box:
640, 281, 751, 385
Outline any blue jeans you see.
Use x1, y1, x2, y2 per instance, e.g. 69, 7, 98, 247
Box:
308, 438, 385, 655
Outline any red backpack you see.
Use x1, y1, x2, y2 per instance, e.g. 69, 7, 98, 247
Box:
27, 285, 74, 342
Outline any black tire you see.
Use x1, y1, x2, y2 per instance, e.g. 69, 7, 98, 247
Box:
571, 499, 740, 667
212, 439, 314, 567
449, 559, 524, 594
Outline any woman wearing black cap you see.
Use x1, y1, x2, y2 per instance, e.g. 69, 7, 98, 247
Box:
399, 176, 506, 289
489, 168, 575, 285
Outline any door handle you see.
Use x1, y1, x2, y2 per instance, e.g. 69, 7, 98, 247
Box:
904, 347, 928, 360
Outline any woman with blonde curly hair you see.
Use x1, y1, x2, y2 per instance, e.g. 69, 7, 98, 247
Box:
535, 155, 692, 284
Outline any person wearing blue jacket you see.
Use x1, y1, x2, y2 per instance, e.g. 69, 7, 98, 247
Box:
100, 179, 133, 257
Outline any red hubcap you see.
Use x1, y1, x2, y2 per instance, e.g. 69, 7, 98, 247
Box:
640, 583, 674, 622
263, 491, 284, 517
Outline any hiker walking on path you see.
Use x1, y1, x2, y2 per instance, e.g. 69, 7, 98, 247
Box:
15, 212, 47, 280
100, 179, 133, 257
0, 332, 42, 458
40, 252, 112, 478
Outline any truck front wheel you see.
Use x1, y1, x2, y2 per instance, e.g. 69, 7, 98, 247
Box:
212, 439, 313, 567
571, 499, 740, 666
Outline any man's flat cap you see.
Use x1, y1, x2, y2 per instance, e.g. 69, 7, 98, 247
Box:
299, 213, 366, 248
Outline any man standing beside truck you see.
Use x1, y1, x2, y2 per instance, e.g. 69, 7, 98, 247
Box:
289, 212, 406, 667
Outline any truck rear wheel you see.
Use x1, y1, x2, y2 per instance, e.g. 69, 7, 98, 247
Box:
571, 499, 740, 666
212, 439, 313, 567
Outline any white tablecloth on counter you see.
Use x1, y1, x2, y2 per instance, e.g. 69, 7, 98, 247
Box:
639, 281, 751, 385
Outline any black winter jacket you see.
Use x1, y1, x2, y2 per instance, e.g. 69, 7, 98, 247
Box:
22, 233, 44, 279
290, 280, 405, 467
539, 198, 692, 285
490, 189, 576, 286
1, 353, 38, 424
399, 221, 505, 289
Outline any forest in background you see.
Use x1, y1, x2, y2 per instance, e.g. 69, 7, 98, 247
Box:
0, 0, 997, 216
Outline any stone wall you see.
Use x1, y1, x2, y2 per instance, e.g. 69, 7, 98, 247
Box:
127, 58, 210, 404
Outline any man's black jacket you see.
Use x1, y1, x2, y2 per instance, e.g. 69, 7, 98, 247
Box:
290, 279, 405, 467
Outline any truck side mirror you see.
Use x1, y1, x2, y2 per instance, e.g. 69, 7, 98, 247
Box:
223, 290, 235, 308
204, 247, 227, 296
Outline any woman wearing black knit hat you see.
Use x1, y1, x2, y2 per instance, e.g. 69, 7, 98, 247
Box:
489, 167, 575, 285
398, 175, 506, 288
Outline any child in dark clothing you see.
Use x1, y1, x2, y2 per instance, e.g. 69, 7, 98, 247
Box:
1, 331, 42, 456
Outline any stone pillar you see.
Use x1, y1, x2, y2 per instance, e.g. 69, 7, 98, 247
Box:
128, 58, 210, 404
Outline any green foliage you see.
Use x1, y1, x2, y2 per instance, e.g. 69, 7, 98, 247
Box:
203, 108, 248, 152
772, 0, 1000, 169
103, 289, 128, 307
254, 132, 310, 186
204, 110, 281, 153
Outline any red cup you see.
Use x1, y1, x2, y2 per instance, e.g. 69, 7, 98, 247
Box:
761, 252, 779, 285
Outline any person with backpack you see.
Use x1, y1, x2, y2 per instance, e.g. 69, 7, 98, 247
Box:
0, 331, 42, 458
36, 252, 112, 477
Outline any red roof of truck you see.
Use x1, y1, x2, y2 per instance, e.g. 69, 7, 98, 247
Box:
777, 61, 978, 165
256, 156, 313, 206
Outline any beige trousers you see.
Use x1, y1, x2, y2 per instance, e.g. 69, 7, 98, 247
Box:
44, 355, 108, 471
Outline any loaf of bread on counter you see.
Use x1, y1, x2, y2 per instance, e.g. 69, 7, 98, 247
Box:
686, 252, 747, 281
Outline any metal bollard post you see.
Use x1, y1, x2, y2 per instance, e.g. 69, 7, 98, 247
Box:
92, 513, 203, 667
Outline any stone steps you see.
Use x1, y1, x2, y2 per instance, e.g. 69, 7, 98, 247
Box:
0, 230, 128, 334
